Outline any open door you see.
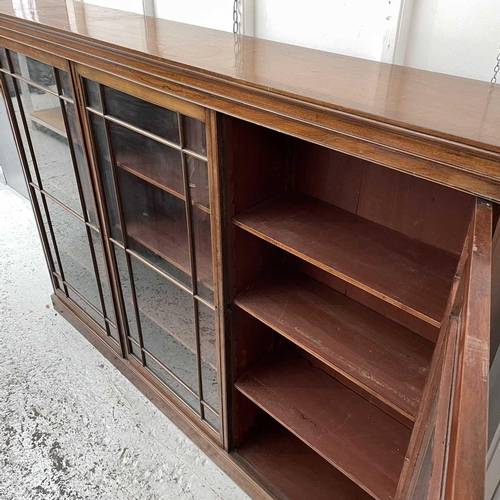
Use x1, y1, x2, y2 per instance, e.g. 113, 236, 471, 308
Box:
397, 198, 492, 499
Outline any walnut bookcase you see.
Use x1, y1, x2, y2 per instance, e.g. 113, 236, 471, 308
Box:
0, 2, 497, 499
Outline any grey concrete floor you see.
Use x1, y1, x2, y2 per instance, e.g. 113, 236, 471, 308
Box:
0, 176, 249, 499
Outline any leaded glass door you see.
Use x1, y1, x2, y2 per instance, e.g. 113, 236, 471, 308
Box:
0, 45, 119, 352
78, 67, 222, 439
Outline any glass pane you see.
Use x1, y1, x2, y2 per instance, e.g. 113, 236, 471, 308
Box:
145, 354, 200, 414
128, 238, 191, 289
67, 288, 106, 330
113, 245, 140, 343
186, 155, 209, 209
90, 227, 116, 324
57, 69, 72, 99
117, 169, 191, 285
103, 86, 179, 144
110, 121, 183, 196
0, 46, 8, 70
108, 324, 120, 343
183, 116, 206, 156
33, 188, 61, 276
46, 197, 102, 313
10, 51, 56, 91
204, 409, 219, 431
89, 113, 122, 240
15, 77, 82, 214
198, 301, 218, 411
192, 208, 213, 302
131, 257, 199, 394
83, 78, 101, 111
64, 101, 98, 224
4, 74, 38, 184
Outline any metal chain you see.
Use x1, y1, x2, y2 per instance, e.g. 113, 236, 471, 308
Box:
492, 46, 500, 84
233, 0, 239, 34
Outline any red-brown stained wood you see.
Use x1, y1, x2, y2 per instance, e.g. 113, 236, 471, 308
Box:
444, 199, 491, 500
237, 419, 372, 500
233, 192, 459, 327
235, 272, 434, 420
356, 164, 474, 256
235, 347, 411, 500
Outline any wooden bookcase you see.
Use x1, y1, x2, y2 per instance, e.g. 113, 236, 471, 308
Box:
0, 2, 497, 498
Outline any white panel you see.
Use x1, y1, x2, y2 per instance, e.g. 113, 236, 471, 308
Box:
154, 0, 232, 32
254, 0, 397, 62
404, 0, 500, 81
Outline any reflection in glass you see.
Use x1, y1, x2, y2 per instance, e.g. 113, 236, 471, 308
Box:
90, 227, 116, 324
198, 301, 218, 411
89, 113, 122, 240
16, 79, 82, 214
183, 116, 206, 156
186, 154, 209, 209
131, 256, 198, 389
192, 208, 214, 302
57, 69, 72, 98
33, 188, 61, 277
45, 196, 101, 313
64, 101, 97, 224
0, 46, 8, 70
83, 78, 101, 111
110, 121, 183, 196
204, 409, 219, 431
146, 354, 200, 414
104, 86, 179, 143
67, 288, 106, 330
118, 170, 190, 284
4, 73, 39, 184
10, 51, 56, 91
113, 245, 140, 343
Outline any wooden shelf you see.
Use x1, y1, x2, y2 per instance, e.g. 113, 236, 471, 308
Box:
235, 273, 434, 421
116, 161, 210, 214
30, 107, 66, 137
126, 217, 213, 290
235, 348, 411, 500
233, 192, 458, 327
236, 420, 372, 500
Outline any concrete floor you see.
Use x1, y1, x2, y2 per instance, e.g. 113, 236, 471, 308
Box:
0, 176, 249, 499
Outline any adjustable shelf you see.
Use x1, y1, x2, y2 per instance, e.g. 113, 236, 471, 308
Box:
233, 192, 459, 327
126, 217, 213, 290
235, 348, 411, 500
30, 107, 66, 137
236, 419, 372, 500
235, 272, 434, 421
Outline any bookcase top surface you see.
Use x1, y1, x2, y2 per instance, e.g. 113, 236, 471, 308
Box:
0, 0, 499, 158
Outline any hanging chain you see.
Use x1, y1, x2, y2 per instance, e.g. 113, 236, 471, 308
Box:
492, 46, 500, 84
233, 0, 240, 34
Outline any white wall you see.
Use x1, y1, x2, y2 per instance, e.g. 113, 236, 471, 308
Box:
404, 0, 500, 82
253, 0, 397, 62
153, 0, 232, 32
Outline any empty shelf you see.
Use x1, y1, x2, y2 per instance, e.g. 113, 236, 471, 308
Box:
233, 192, 459, 327
126, 218, 213, 290
237, 420, 372, 500
235, 348, 411, 500
30, 107, 66, 137
235, 273, 433, 420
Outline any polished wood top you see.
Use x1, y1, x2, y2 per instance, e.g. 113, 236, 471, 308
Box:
0, 0, 499, 156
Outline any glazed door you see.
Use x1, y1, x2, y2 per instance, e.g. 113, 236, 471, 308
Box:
0, 44, 119, 350
396, 198, 492, 500
76, 66, 223, 442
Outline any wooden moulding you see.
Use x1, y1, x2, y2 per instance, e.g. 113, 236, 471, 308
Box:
233, 192, 459, 327
235, 272, 434, 421
235, 347, 411, 500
